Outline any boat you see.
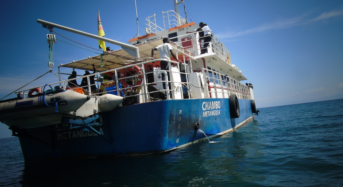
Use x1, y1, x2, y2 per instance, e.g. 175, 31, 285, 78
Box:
0, 1, 258, 161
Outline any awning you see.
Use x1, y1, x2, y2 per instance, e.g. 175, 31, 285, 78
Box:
59, 39, 165, 71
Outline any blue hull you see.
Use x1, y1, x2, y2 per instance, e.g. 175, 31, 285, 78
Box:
18, 98, 254, 160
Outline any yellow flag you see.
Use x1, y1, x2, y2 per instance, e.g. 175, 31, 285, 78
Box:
98, 10, 106, 51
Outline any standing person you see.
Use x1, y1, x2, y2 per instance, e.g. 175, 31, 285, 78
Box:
68, 70, 78, 87
81, 64, 97, 93
197, 24, 205, 54
151, 37, 180, 90
200, 22, 212, 54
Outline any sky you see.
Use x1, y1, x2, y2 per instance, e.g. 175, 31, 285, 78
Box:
0, 0, 342, 138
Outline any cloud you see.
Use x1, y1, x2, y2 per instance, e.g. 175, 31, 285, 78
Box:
217, 10, 343, 39
217, 17, 303, 39
312, 10, 343, 21
339, 83, 343, 88
306, 87, 324, 93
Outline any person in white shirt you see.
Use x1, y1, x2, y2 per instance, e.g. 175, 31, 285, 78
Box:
151, 37, 179, 70
200, 22, 212, 54
151, 37, 180, 89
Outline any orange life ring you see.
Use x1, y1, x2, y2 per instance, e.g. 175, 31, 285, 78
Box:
28, 88, 41, 97
119, 66, 143, 88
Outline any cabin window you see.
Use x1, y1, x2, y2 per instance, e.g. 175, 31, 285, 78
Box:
221, 75, 227, 87
207, 66, 213, 83
168, 32, 178, 42
215, 73, 220, 85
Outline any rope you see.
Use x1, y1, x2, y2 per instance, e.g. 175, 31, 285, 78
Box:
57, 38, 101, 54
0, 70, 51, 101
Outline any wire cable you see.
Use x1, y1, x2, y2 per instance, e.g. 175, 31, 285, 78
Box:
52, 30, 104, 52
0, 70, 51, 101
57, 38, 101, 54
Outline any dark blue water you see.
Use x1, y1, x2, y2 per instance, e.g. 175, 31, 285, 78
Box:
1, 99, 343, 186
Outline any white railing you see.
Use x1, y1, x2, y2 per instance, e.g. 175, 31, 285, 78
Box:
162, 10, 186, 29
201, 68, 251, 100
168, 30, 232, 65
14, 60, 250, 104
145, 14, 164, 34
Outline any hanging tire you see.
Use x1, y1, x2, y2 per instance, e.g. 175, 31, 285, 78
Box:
251, 100, 257, 113
229, 94, 240, 118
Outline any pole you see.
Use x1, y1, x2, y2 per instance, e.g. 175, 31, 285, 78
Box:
135, 0, 140, 37
184, 3, 188, 24
37, 19, 140, 60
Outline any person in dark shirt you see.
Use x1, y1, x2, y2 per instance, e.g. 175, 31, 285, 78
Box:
68, 70, 78, 87
81, 65, 97, 93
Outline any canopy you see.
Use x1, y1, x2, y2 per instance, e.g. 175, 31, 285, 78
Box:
59, 39, 166, 71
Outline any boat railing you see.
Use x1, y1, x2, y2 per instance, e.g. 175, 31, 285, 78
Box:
168, 30, 232, 65
15, 61, 250, 104
15, 59, 191, 102
17, 53, 251, 103
162, 10, 187, 29
200, 68, 251, 100
145, 14, 164, 34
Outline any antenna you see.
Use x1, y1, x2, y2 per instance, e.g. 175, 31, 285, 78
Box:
183, 2, 188, 24
135, 0, 140, 37
174, 0, 184, 26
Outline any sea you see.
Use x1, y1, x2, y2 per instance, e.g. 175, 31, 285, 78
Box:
0, 99, 342, 187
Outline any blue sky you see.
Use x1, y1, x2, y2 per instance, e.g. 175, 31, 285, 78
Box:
0, 0, 343, 138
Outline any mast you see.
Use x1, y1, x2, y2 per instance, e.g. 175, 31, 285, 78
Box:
135, 0, 140, 37
173, 0, 183, 26
184, 3, 188, 24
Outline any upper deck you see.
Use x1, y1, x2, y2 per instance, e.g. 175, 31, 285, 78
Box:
61, 9, 246, 81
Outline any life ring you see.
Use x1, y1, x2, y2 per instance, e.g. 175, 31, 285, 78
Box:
229, 94, 240, 118
119, 65, 143, 88
251, 100, 257, 113
28, 88, 41, 97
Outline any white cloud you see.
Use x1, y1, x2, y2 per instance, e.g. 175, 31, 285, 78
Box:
312, 10, 343, 21
217, 10, 343, 39
306, 87, 324, 93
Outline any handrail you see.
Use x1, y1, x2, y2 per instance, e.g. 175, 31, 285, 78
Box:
201, 67, 251, 100
15, 59, 249, 103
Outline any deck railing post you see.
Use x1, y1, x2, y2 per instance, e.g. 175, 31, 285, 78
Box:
114, 69, 119, 97
141, 64, 148, 102
219, 73, 224, 98
87, 76, 91, 95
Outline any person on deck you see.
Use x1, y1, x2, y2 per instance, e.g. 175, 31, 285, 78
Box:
68, 70, 78, 87
151, 37, 180, 90
200, 22, 212, 54
80, 64, 97, 93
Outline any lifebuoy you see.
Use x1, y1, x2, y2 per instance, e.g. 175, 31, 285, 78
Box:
251, 100, 257, 113
119, 65, 143, 88
229, 94, 240, 118
28, 88, 41, 97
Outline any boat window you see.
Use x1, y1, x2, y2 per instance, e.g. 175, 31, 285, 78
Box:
215, 73, 220, 85
207, 66, 213, 83
168, 32, 178, 42
221, 75, 227, 87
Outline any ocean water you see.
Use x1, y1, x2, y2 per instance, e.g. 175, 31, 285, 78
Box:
0, 99, 343, 187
